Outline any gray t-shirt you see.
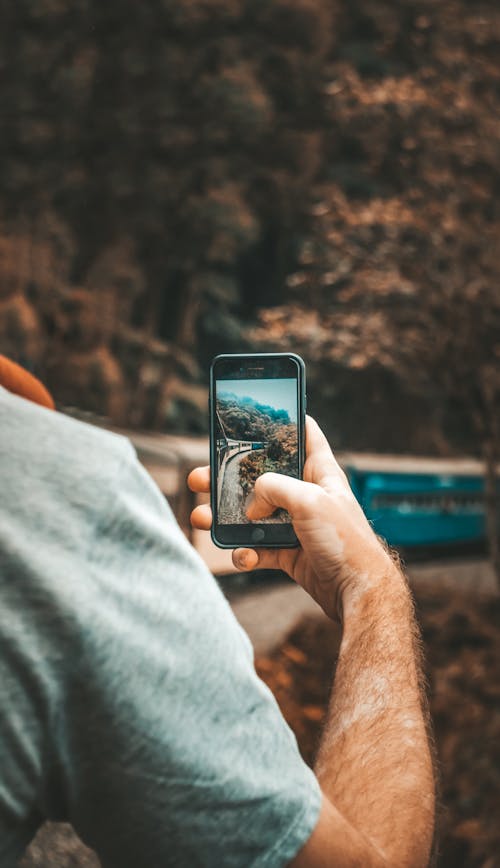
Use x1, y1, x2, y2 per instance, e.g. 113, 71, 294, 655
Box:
0, 387, 322, 867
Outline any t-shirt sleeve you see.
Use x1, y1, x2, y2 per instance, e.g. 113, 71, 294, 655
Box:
2, 436, 322, 868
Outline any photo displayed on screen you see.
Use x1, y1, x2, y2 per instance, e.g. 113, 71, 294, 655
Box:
216, 378, 299, 525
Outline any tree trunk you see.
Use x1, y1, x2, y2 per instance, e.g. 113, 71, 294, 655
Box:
483, 439, 500, 586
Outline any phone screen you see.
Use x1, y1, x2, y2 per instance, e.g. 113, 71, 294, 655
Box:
211, 354, 304, 547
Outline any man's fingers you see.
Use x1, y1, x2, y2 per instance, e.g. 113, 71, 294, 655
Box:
190, 503, 212, 530
187, 466, 210, 493
232, 548, 260, 571
232, 548, 282, 572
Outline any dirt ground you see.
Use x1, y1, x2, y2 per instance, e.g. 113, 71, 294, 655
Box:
20, 581, 500, 868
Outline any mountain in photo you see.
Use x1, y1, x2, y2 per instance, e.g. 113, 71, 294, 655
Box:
217, 393, 291, 441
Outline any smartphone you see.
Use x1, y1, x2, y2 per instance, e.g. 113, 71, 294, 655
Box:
209, 352, 306, 549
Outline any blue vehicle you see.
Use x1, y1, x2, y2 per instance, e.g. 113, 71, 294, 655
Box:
341, 453, 495, 550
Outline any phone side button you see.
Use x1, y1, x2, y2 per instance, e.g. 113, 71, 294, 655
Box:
251, 527, 266, 543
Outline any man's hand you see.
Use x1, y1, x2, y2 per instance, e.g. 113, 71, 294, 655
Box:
188, 416, 397, 621
188, 416, 435, 867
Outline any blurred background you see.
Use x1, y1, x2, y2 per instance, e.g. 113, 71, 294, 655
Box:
2, 1, 499, 866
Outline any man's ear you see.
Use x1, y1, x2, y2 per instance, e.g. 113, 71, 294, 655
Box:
0, 355, 55, 410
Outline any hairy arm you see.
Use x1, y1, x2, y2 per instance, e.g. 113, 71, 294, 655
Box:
292, 568, 434, 867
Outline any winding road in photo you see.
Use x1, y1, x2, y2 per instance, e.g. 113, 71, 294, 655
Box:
218, 450, 251, 524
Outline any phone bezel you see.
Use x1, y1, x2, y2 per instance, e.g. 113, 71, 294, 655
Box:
209, 352, 306, 549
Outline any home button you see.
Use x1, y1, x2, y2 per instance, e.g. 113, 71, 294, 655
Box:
250, 527, 266, 543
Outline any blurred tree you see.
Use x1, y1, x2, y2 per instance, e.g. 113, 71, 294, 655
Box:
0, 0, 336, 426
0, 0, 499, 461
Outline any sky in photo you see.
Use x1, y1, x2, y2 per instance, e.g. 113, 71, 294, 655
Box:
217, 378, 298, 423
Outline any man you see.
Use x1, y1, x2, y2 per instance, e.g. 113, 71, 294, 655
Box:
0, 358, 434, 867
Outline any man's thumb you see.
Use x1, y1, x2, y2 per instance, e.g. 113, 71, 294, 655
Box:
246, 472, 315, 521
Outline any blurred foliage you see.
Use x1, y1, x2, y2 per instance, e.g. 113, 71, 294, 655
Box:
248, 3, 500, 460
0, 0, 499, 459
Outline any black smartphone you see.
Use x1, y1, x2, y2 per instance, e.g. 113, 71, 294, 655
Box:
209, 353, 306, 549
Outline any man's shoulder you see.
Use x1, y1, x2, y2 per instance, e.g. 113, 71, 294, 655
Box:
0, 387, 134, 497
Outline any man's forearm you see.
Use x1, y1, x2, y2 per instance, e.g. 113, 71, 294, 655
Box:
315, 567, 435, 867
